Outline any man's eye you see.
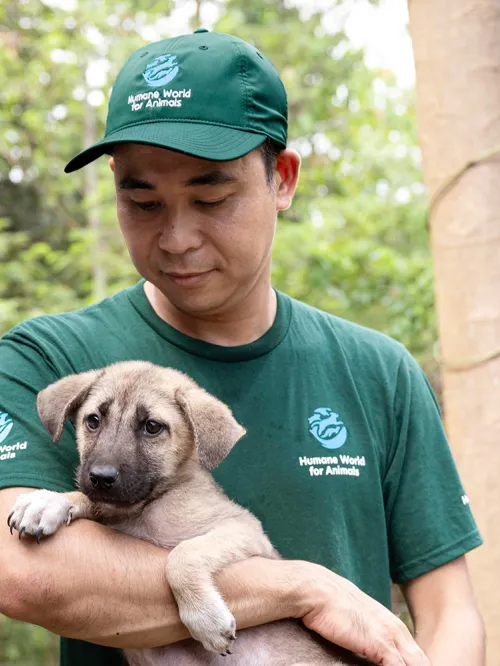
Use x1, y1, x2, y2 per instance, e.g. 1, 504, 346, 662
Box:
132, 201, 160, 211
196, 198, 228, 208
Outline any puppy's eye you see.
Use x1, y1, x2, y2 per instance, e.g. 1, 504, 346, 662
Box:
144, 420, 164, 436
85, 414, 100, 431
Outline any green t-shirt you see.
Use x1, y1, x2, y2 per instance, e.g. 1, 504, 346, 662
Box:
0, 281, 481, 666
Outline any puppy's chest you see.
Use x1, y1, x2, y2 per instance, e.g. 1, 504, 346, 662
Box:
108, 503, 207, 549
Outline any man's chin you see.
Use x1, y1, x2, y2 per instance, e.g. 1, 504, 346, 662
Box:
153, 274, 231, 316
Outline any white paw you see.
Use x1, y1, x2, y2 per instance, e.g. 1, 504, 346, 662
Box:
8, 490, 74, 542
179, 593, 237, 655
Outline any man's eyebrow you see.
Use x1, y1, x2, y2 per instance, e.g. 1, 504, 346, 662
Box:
118, 177, 155, 191
117, 171, 238, 191
183, 171, 238, 187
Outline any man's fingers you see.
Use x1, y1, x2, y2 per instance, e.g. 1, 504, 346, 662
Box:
361, 635, 403, 665
394, 636, 429, 666
371, 611, 429, 666
363, 624, 429, 666
390, 617, 429, 666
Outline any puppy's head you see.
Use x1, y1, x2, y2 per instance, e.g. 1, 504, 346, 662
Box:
37, 362, 246, 507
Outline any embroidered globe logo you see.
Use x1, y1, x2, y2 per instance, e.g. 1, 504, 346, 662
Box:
0, 413, 13, 444
142, 54, 179, 87
308, 408, 347, 450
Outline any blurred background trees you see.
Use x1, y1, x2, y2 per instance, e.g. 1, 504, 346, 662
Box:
0, 0, 430, 662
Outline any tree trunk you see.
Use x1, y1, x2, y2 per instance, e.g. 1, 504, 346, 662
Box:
408, 0, 500, 660
83, 97, 107, 302
191, 0, 202, 30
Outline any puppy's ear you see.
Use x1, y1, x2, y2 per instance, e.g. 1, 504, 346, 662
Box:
175, 387, 246, 471
37, 370, 102, 442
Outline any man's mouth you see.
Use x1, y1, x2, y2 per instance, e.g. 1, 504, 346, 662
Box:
162, 269, 214, 286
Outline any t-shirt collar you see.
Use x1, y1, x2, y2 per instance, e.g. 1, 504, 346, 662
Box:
127, 280, 291, 362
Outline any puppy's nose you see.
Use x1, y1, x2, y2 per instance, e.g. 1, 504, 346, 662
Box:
89, 465, 119, 490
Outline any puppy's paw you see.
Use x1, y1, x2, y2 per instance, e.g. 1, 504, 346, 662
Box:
179, 594, 237, 655
8, 490, 74, 543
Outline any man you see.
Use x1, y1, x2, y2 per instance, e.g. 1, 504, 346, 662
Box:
0, 30, 484, 666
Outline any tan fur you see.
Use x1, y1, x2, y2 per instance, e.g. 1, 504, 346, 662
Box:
12, 361, 370, 666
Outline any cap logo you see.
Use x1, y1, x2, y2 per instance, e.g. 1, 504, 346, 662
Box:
142, 54, 179, 87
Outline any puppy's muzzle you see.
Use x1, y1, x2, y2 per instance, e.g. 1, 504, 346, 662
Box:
89, 465, 119, 491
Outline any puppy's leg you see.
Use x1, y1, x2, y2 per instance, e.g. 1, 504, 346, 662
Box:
166, 514, 275, 656
8, 490, 94, 542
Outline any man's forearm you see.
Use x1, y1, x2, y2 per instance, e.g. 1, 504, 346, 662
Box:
1, 488, 432, 664
415, 609, 485, 666
2, 517, 298, 649
3, 517, 188, 648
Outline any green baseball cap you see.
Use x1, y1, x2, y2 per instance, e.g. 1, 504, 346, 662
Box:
64, 29, 288, 173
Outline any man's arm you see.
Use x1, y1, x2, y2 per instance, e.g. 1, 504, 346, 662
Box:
0, 487, 295, 649
401, 556, 485, 665
0, 487, 428, 665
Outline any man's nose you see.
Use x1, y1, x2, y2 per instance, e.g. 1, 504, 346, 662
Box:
158, 215, 202, 255
89, 465, 119, 490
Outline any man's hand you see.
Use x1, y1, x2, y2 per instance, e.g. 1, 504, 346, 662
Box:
290, 561, 430, 666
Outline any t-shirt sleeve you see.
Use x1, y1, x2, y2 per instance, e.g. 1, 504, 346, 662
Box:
384, 351, 483, 583
0, 325, 78, 492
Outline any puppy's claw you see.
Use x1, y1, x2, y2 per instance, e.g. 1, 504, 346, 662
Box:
9, 521, 15, 536
229, 634, 236, 641
7, 511, 13, 528
18, 526, 25, 540
35, 528, 44, 544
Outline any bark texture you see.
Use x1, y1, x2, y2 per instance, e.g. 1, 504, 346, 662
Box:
408, 1, 500, 660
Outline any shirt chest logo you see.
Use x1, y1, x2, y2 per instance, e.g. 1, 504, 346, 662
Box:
298, 407, 366, 479
308, 408, 347, 449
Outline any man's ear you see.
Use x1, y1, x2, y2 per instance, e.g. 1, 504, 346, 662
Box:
175, 387, 246, 471
275, 148, 301, 211
37, 370, 102, 442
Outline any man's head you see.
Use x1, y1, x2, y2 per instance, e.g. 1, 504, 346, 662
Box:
65, 30, 300, 318
108, 140, 299, 317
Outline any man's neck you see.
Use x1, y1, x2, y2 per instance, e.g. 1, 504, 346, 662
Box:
143, 281, 277, 347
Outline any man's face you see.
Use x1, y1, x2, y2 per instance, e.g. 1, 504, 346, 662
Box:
111, 144, 298, 316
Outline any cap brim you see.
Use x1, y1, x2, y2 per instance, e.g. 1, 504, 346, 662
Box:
64, 122, 267, 173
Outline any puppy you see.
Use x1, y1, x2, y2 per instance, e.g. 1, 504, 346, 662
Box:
9, 361, 371, 666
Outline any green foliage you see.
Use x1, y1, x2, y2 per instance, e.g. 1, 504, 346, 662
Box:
0, 0, 432, 661
0, 615, 58, 666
